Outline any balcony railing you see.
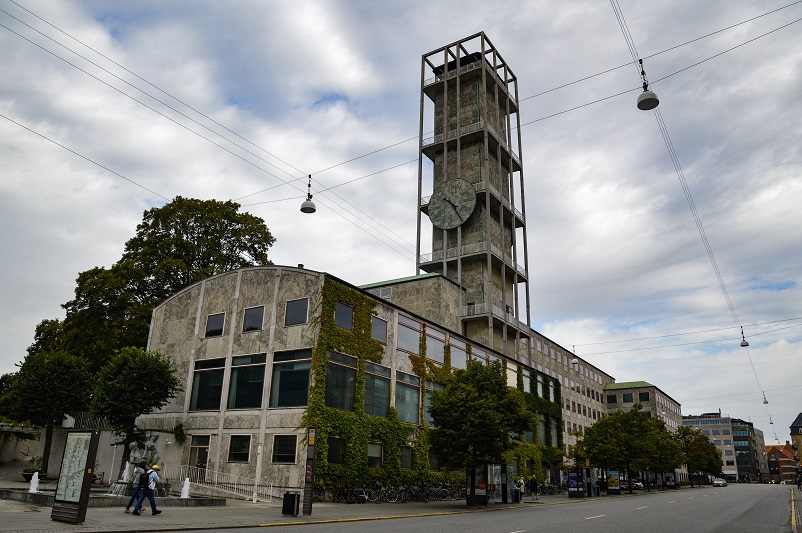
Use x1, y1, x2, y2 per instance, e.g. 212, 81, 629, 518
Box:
423, 59, 518, 108
160, 464, 276, 503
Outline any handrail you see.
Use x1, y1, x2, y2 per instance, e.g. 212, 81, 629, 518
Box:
160, 464, 275, 503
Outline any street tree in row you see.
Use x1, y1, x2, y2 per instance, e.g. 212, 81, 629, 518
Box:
9, 351, 91, 472
675, 425, 723, 486
428, 360, 535, 502
90, 346, 182, 474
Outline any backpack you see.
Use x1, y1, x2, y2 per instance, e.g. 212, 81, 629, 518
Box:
138, 469, 151, 489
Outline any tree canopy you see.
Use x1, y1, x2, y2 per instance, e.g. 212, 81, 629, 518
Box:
10, 351, 91, 472
675, 425, 723, 485
58, 197, 275, 369
428, 360, 535, 471
574, 404, 684, 492
90, 346, 182, 472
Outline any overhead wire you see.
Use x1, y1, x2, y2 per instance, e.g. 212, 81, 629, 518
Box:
609, 0, 775, 424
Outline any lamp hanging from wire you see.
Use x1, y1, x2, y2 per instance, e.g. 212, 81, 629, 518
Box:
300, 174, 316, 214
740, 326, 749, 347
636, 58, 659, 110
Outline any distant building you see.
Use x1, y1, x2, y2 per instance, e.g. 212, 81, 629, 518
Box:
683, 413, 766, 483
790, 413, 802, 477
766, 442, 797, 483
604, 381, 682, 432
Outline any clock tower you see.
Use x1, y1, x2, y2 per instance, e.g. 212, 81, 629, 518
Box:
416, 33, 531, 363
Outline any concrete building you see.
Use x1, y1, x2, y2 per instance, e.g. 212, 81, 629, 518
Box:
603, 381, 682, 433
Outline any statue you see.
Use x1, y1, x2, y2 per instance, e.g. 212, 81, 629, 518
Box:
128, 432, 162, 467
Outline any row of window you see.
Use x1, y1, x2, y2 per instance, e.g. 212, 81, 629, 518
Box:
606, 391, 651, 404
204, 298, 311, 337
214, 432, 438, 470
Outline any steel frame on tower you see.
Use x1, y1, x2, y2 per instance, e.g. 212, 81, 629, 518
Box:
415, 32, 531, 365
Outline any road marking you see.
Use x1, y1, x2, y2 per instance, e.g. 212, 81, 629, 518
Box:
667, 501, 676, 504
636, 506, 649, 510
688, 497, 695, 500
510, 530, 527, 533
585, 515, 606, 520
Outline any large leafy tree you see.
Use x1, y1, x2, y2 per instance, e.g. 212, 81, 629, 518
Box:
676, 425, 723, 485
428, 360, 535, 471
90, 347, 182, 474
61, 197, 275, 369
10, 351, 91, 472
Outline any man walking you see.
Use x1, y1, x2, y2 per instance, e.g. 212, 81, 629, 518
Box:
132, 464, 162, 516
124, 461, 147, 513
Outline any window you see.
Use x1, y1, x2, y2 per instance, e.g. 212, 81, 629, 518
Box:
335, 302, 353, 330
367, 442, 383, 468
371, 316, 387, 343
714, 439, 721, 445
507, 364, 518, 388
427, 329, 446, 365
205, 312, 225, 337
285, 298, 309, 326
549, 380, 555, 402
722, 429, 731, 435
607, 394, 617, 404
622, 393, 634, 403
702, 430, 710, 435
228, 435, 251, 462
400, 446, 413, 470
724, 439, 731, 445
424, 380, 444, 426
242, 306, 264, 332
272, 435, 297, 463
397, 316, 421, 354
327, 437, 345, 464
712, 429, 721, 435
726, 460, 735, 466
190, 358, 225, 410
367, 286, 391, 300
551, 419, 559, 447
270, 349, 312, 407
364, 362, 390, 417
450, 338, 467, 369
538, 415, 546, 445
228, 354, 266, 409
522, 370, 531, 393
638, 392, 650, 402
395, 372, 420, 424
538, 375, 545, 398
326, 351, 357, 411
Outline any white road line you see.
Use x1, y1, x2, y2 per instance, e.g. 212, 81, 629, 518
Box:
636, 506, 649, 509
688, 496, 695, 499
509, 530, 527, 533
585, 515, 606, 520
668, 501, 676, 504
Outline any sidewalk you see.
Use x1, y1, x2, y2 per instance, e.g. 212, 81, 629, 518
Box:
0, 460, 666, 533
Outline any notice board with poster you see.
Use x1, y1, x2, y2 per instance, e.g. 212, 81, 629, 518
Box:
51, 431, 100, 524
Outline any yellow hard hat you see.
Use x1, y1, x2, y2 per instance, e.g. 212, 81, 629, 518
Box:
152, 464, 160, 471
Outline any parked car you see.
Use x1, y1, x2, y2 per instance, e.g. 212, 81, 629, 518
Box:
631, 480, 644, 490
713, 478, 727, 487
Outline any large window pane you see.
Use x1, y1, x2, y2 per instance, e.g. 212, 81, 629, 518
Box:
397, 324, 420, 354
242, 306, 264, 332
285, 298, 308, 326
326, 352, 356, 411
371, 316, 387, 343
228, 435, 251, 462
272, 435, 297, 463
367, 442, 383, 468
400, 446, 413, 470
395, 382, 420, 424
450, 340, 467, 369
427, 336, 445, 365
190, 358, 225, 411
205, 313, 225, 337
228, 354, 266, 409
335, 302, 353, 330
424, 381, 443, 426
270, 350, 312, 407
328, 437, 345, 464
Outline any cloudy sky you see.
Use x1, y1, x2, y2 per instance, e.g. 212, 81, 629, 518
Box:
2, 0, 800, 443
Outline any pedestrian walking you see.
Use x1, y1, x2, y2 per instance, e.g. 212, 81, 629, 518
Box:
132, 464, 162, 516
124, 461, 147, 513
797, 476, 801, 490
528, 477, 538, 500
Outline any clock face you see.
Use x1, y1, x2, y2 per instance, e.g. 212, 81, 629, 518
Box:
428, 179, 476, 229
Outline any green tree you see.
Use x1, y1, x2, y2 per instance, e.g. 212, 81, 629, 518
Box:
26, 319, 66, 357
10, 351, 91, 472
0, 372, 17, 420
675, 425, 722, 486
89, 347, 182, 473
61, 197, 275, 369
428, 360, 535, 471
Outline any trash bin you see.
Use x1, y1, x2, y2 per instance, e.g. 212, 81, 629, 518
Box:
282, 492, 299, 516
512, 488, 520, 503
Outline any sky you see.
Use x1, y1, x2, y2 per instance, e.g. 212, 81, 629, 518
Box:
1, 0, 800, 444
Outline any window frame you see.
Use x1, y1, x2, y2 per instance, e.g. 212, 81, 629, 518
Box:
327, 436, 346, 464
204, 312, 225, 337
325, 351, 357, 412
227, 434, 251, 463
367, 442, 383, 468
364, 361, 391, 417
335, 302, 354, 330
371, 316, 388, 343
227, 353, 267, 410
242, 306, 265, 332
284, 298, 309, 327
190, 358, 226, 411
269, 349, 312, 408
271, 434, 297, 464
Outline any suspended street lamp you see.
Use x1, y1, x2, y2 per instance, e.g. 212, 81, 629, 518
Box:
739, 326, 749, 347
636, 58, 659, 111
300, 174, 316, 214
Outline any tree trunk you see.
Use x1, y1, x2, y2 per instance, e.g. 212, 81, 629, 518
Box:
41, 420, 54, 473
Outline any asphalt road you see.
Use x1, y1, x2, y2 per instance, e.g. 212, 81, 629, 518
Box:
221, 484, 796, 533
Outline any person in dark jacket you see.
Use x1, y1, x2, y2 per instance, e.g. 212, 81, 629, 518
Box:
124, 461, 147, 513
